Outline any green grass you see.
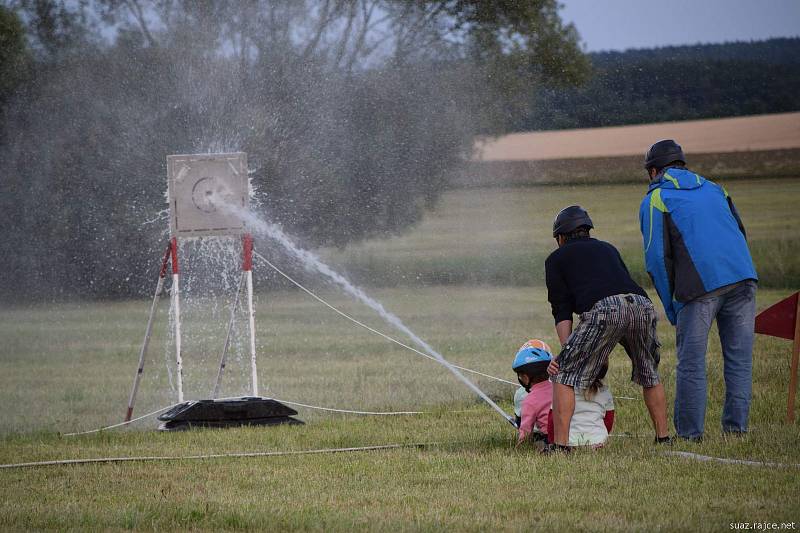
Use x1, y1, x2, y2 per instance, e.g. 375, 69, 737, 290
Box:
1, 287, 799, 531
320, 178, 800, 289
1, 178, 798, 530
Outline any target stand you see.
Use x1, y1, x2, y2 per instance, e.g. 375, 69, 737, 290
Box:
125, 152, 302, 430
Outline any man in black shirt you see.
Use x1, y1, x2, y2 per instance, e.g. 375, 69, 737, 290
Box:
545, 206, 670, 449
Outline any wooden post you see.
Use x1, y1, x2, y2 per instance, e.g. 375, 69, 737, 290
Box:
125, 243, 172, 421
788, 296, 800, 423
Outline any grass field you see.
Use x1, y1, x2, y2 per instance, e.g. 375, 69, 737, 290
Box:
1, 287, 799, 530
462, 112, 800, 187
474, 112, 800, 161
321, 178, 800, 289
1, 178, 799, 530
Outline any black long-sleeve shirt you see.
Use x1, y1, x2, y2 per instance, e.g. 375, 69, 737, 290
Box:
545, 237, 648, 324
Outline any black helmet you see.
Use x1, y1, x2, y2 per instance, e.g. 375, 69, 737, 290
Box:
553, 205, 593, 237
644, 139, 685, 170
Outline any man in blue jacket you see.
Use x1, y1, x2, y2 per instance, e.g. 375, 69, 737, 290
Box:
640, 140, 758, 441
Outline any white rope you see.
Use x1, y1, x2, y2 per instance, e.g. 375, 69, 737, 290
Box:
252, 250, 516, 386
213, 395, 430, 416
0, 443, 431, 470
271, 398, 424, 416
62, 404, 178, 436
664, 450, 800, 469
61, 397, 451, 437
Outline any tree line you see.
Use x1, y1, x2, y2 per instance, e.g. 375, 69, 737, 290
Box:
516, 38, 800, 131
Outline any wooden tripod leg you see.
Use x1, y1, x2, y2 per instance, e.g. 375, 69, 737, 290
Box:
125, 244, 172, 422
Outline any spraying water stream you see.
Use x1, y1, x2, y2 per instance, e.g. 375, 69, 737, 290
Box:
224, 203, 515, 426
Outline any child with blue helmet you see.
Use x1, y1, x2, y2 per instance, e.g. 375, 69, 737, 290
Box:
512, 339, 553, 446
513, 339, 616, 450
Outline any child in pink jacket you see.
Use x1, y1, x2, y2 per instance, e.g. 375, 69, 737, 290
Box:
512, 339, 554, 445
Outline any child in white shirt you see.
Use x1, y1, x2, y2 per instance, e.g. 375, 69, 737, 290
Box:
547, 363, 615, 448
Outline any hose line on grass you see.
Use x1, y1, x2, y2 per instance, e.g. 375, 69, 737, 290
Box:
13, 443, 800, 471
663, 451, 800, 469
214, 395, 428, 416
0, 443, 432, 470
262, 398, 425, 416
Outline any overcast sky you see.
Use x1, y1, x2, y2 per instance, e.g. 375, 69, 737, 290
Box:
559, 0, 800, 52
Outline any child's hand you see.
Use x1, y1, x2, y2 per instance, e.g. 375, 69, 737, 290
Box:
547, 358, 559, 376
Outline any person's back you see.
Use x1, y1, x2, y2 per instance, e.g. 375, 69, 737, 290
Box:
546, 363, 616, 448
545, 237, 647, 323
640, 166, 757, 323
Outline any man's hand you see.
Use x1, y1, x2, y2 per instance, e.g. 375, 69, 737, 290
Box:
547, 358, 559, 376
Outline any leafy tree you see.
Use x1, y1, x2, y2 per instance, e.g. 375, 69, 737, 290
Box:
0, 5, 28, 97
518, 38, 800, 131
7, 0, 96, 59
0, 0, 588, 299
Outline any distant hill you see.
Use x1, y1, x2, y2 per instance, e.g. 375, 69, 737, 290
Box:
592, 38, 800, 66
512, 38, 800, 132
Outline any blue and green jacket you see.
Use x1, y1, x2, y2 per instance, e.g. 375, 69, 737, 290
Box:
639, 167, 757, 325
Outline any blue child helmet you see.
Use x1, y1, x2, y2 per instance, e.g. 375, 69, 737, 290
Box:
512, 341, 552, 372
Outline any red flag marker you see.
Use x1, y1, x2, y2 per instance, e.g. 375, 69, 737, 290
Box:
755, 291, 800, 422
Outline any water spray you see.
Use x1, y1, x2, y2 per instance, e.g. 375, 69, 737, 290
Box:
126, 151, 515, 430
124, 153, 302, 429
250, 247, 516, 426
225, 203, 516, 427
210, 270, 245, 399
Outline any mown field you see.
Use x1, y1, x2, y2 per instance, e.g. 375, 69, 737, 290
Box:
322, 178, 800, 290
1, 178, 799, 531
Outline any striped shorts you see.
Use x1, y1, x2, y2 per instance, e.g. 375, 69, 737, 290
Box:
553, 294, 661, 389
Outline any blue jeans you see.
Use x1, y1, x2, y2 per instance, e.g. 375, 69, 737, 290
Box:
674, 281, 757, 439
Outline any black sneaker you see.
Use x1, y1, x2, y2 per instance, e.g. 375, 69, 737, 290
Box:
654, 435, 675, 445
541, 443, 572, 455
